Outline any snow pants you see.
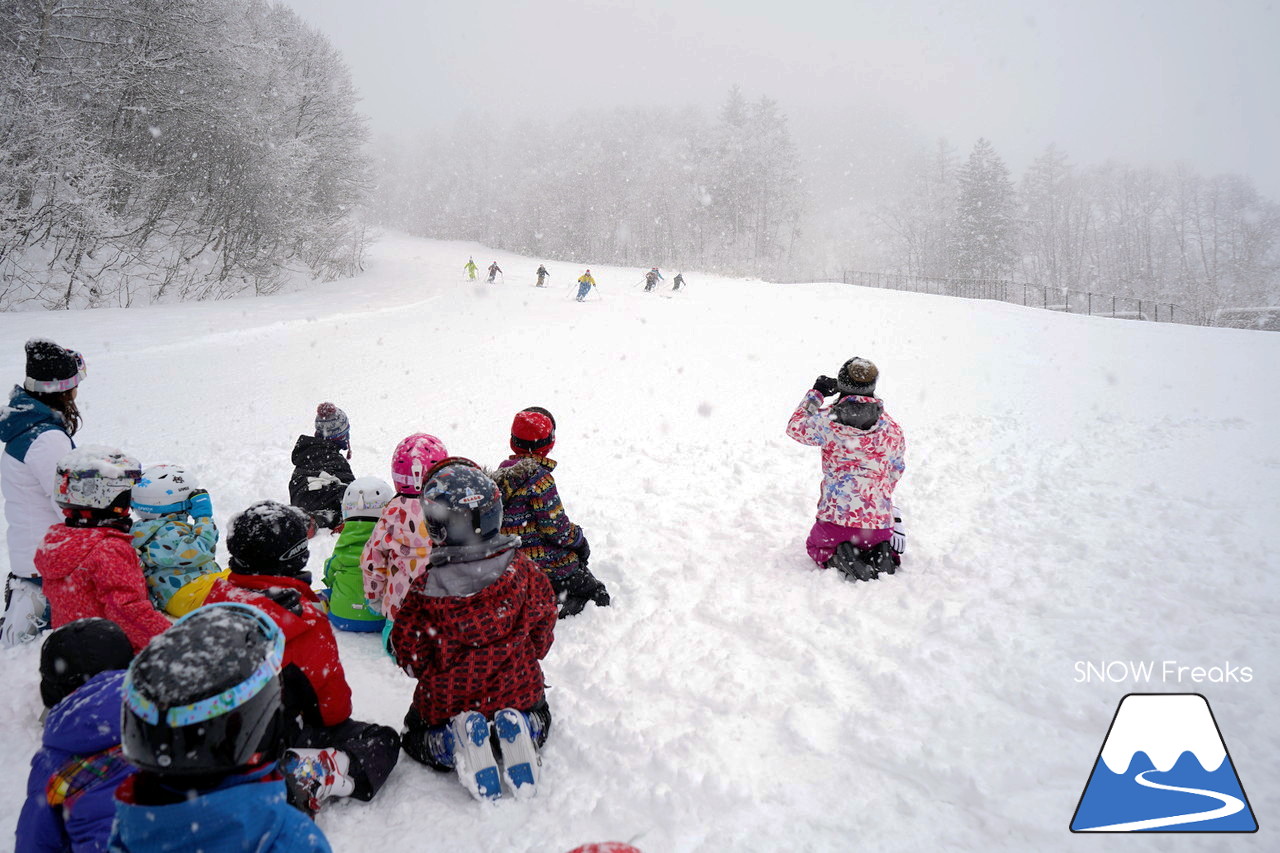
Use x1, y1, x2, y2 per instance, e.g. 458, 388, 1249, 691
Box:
402, 699, 552, 771
576, 282, 592, 301
292, 718, 401, 801
805, 520, 893, 567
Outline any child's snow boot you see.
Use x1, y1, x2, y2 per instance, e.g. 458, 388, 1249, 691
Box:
282, 747, 356, 813
449, 711, 502, 801
493, 708, 542, 799
829, 542, 879, 582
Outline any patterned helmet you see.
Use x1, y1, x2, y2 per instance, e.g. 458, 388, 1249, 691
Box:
390, 433, 448, 496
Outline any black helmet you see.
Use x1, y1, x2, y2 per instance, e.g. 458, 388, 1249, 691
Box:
227, 500, 310, 576
39, 618, 134, 709
420, 458, 515, 565
122, 603, 285, 779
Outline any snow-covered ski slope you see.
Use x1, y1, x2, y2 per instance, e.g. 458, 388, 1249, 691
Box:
2, 231, 1277, 852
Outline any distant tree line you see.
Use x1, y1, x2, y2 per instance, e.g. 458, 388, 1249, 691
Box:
0, 0, 369, 310
871, 139, 1280, 319
375, 87, 805, 277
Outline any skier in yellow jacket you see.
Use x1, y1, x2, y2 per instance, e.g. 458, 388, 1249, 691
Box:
575, 270, 596, 302
464, 258, 478, 280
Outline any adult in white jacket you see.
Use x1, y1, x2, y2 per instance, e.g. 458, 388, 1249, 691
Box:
0, 339, 86, 645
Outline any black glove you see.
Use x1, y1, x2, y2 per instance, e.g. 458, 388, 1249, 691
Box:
262, 586, 303, 616
575, 537, 591, 566
813, 375, 839, 397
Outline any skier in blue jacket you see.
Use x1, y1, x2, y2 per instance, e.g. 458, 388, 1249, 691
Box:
16, 618, 135, 853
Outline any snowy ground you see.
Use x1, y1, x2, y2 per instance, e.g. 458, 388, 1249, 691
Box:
2, 231, 1278, 852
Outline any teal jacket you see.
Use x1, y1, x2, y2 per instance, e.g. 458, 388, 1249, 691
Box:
131, 512, 220, 610
322, 518, 385, 632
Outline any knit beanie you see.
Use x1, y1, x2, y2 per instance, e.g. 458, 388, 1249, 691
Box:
510, 407, 556, 456
39, 618, 134, 709
24, 338, 86, 394
315, 402, 350, 454
836, 357, 879, 397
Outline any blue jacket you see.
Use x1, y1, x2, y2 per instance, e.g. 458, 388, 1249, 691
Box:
16, 670, 133, 853
109, 767, 331, 853
1, 386, 72, 463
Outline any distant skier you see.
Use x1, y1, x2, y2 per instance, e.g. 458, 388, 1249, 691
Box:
786, 357, 906, 582
487, 262, 502, 284
536, 264, 551, 287
576, 270, 596, 302
672, 272, 686, 292
464, 258, 478, 281
643, 267, 663, 292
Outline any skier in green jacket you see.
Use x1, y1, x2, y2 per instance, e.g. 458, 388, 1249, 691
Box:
323, 477, 393, 632
464, 258, 479, 281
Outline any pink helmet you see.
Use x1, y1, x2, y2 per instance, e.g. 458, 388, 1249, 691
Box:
390, 433, 448, 495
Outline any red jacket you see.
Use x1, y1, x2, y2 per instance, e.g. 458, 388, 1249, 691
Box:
392, 552, 556, 725
204, 573, 353, 728
34, 526, 171, 652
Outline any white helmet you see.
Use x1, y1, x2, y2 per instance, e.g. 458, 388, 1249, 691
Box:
341, 477, 393, 520
55, 446, 142, 511
133, 464, 199, 519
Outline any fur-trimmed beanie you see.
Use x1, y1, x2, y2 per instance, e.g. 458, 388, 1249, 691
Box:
510, 406, 556, 456
836, 357, 879, 397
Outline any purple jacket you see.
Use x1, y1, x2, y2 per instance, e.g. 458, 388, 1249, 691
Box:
17, 670, 133, 853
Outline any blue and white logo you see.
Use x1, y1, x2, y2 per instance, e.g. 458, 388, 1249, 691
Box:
1071, 693, 1257, 832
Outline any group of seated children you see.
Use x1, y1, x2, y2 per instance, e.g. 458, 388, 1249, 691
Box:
17, 403, 613, 851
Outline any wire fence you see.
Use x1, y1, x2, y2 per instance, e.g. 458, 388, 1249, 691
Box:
838, 270, 1201, 325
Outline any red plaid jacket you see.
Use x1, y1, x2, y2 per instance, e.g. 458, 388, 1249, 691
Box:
391, 552, 556, 725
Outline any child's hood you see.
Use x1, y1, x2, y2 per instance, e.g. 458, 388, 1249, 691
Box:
0, 386, 60, 443
422, 549, 514, 598
415, 561, 530, 647
43, 669, 126, 754
36, 526, 131, 580
292, 433, 342, 466
381, 495, 431, 547
492, 456, 554, 495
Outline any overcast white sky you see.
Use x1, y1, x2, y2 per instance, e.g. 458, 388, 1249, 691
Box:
284, 0, 1280, 196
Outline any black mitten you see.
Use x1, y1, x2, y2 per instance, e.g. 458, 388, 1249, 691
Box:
263, 586, 304, 616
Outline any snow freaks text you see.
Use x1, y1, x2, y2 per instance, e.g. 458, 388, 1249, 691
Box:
1074, 661, 1253, 684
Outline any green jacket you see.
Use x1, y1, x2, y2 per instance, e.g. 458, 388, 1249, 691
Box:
322, 519, 384, 631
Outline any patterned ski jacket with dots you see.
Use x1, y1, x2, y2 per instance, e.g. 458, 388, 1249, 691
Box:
786, 389, 906, 530
131, 513, 220, 611
33, 526, 172, 652
204, 572, 353, 729
360, 495, 432, 620
492, 456, 584, 584
392, 551, 556, 726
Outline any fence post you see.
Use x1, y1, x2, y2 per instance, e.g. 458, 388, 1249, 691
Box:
1138, 299, 1143, 320
1112, 295, 1116, 317
1088, 292, 1092, 316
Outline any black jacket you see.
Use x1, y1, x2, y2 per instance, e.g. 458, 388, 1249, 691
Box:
288, 435, 354, 527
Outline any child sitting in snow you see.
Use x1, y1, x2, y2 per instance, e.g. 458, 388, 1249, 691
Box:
131, 464, 228, 616
322, 477, 393, 632
16, 619, 135, 853
112, 603, 332, 852
34, 447, 172, 652
289, 403, 355, 532
361, 433, 448, 647
492, 407, 609, 618
203, 501, 400, 815
785, 357, 907, 581
393, 459, 557, 801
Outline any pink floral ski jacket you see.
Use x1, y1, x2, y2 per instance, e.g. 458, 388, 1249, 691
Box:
786, 390, 906, 529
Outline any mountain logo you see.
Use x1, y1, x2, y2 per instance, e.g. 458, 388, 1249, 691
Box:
1070, 693, 1257, 832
